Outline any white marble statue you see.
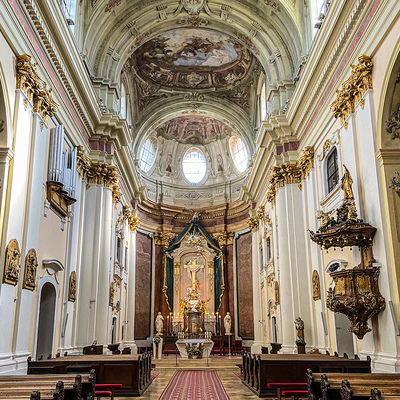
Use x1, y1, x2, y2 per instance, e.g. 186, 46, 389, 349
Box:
155, 312, 164, 335
224, 312, 232, 335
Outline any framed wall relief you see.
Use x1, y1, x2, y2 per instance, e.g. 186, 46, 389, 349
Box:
68, 271, 77, 302
23, 248, 38, 291
274, 281, 280, 305
3, 239, 21, 285
312, 270, 321, 301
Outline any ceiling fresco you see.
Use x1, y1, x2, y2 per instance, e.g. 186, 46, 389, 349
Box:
155, 116, 230, 145
131, 28, 253, 89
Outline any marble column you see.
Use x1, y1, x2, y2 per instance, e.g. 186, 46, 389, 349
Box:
94, 186, 113, 346
59, 171, 83, 354
13, 113, 48, 370
75, 184, 104, 348
356, 92, 398, 368
251, 228, 263, 354
124, 228, 137, 353
0, 91, 32, 373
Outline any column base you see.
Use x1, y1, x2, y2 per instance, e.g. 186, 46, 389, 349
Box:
251, 341, 264, 355
0, 353, 17, 374
123, 341, 138, 354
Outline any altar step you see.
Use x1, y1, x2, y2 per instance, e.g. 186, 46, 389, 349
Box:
153, 356, 241, 371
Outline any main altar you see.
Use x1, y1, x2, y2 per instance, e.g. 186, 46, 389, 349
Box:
159, 213, 226, 357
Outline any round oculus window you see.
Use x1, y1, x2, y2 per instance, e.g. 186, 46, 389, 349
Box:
182, 149, 207, 184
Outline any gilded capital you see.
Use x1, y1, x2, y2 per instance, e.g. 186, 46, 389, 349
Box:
76, 146, 118, 188
16, 54, 58, 124
248, 216, 259, 232
331, 55, 373, 125
212, 231, 234, 247
266, 146, 314, 204
112, 185, 122, 204
154, 231, 177, 247
128, 214, 140, 232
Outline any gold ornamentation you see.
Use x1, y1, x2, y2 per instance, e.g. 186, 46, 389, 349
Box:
76, 146, 118, 188
341, 165, 354, 199
3, 239, 21, 286
326, 267, 385, 339
212, 231, 234, 247
267, 147, 314, 204
247, 216, 259, 232
68, 271, 77, 302
46, 181, 76, 218
274, 281, 280, 305
112, 185, 122, 204
109, 281, 116, 306
319, 135, 340, 161
335, 278, 346, 296
331, 55, 373, 125
154, 231, 176, 246
312, 270, 321, 301
16, 54, 58, 124
23, 249, 38, 291
128, 214, 140, 232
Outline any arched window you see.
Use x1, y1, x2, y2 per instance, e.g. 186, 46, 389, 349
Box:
182, 148, 207, 184
120, 84, 126, 119
139, 138, 157, 172
327, 147, 339, 193
260, 82, 267, 121
62, 0, 77, 31
229, 136, 248, 173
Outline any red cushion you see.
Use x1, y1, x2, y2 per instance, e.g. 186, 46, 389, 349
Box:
94, 391, 112, 397
282, 390, 308, 396
268, 383, 308, 388
95, 384, 122, 389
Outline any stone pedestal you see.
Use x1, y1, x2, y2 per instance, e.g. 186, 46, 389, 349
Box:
297, 343, 306, 354
153, 339, 163, 359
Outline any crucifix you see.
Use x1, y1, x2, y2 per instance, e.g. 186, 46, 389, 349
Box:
184, 257, 204, 292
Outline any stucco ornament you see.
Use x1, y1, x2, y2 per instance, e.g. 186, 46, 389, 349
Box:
3, 239, 21, 286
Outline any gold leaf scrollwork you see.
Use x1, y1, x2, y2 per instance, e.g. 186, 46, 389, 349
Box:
23, 248, 38, 291
247, 216, 259, 232
212, 231, 234, 247
16, 54, 58, 124
128, 214, 140, 232
330, 55, 373, 125
68, 271, 77, 302
266, 146, 314, 204
76, 146, 119, 188
274, 281, 280, 305
3, 239, 21, 286
154, 231, 176, 247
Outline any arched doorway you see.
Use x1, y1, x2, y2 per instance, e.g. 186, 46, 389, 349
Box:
36, 282, 57, 360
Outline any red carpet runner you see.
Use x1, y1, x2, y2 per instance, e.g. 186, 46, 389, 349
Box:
158, 370, 230, 400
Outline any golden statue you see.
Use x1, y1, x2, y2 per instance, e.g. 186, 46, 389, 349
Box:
341, 165, 355, 199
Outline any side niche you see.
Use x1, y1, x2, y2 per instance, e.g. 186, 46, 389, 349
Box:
309, 166, 385, 339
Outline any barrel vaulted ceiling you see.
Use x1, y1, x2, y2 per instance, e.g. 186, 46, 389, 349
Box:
80, 0, 307, 206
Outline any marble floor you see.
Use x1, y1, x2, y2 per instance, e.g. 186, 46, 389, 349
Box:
118, 368, 261, 399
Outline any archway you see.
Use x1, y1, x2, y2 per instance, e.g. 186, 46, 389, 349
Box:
35, 282, 57, 360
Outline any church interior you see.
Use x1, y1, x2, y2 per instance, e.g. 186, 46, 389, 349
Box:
1, 0, 400, 398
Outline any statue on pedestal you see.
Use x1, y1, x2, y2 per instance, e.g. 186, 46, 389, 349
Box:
294, 317, 305, 344
224, 312, 232, 335
155, 312, 164, 335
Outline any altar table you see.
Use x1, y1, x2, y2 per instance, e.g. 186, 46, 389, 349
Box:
176, 339, 214, 358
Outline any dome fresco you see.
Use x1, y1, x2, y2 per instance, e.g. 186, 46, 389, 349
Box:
131, 28, 253, 89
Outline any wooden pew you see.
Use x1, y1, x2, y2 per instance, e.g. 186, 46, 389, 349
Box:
0, 371, 95, 400
241, 352, 371, 397
307, 370, 400, 400
28, 353, 151, 397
